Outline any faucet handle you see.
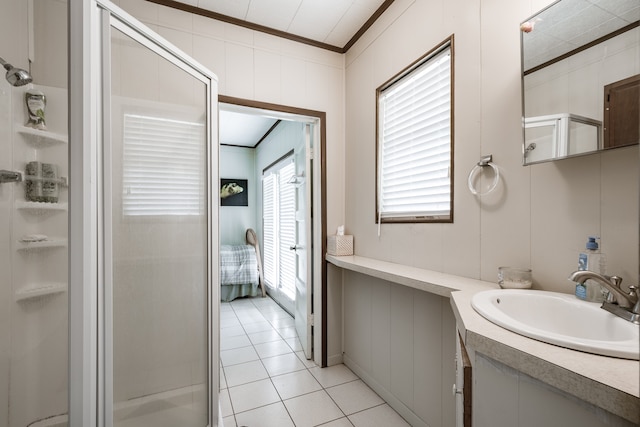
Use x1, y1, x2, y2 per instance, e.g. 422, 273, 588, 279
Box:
629, 286, 640, 314
610, 276, 623, 288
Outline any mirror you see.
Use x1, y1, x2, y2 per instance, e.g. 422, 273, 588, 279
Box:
521, 0, 639, 165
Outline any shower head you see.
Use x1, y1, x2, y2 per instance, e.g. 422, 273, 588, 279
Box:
0, 56, 33, 87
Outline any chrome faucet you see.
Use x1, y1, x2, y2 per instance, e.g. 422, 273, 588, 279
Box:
569, 270, 640, 324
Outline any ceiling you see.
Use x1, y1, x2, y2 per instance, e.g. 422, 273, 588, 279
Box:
522, 0, 639, 71
219, 109, 278, 147
152, 0, 391, 51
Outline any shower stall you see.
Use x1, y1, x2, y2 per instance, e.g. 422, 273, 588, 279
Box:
1, 1, 219, 426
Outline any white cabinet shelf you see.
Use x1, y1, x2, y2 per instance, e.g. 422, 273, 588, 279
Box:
15, 282, 67, 302
17, 126, 68, 147
16, 238, 67, 251
15, 200, 68, 213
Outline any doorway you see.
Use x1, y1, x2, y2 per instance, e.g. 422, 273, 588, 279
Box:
218, 96, 326, 365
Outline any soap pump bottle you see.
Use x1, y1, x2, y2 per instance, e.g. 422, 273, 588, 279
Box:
575, 236, 607, 302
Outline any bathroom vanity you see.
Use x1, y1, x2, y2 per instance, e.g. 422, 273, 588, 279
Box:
328, 255, 640, 427
451, 290, 639, 426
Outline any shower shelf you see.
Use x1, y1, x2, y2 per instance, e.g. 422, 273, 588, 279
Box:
15, 200, 68, 213
17, 126, 67, 147
16, 238, 67, 251
15, 282, 67, 302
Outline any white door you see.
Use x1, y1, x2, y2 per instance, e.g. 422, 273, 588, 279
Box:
293, 124, 313, 359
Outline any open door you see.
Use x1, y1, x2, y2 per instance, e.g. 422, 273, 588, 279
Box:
293, 124, 313, 359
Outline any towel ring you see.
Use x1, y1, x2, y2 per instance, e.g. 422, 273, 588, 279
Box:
468, 155, 499, 196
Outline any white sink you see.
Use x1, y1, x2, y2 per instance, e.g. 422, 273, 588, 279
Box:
471, 289, 639, 360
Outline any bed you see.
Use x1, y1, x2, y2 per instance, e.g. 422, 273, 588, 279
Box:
220, 228, 265, 302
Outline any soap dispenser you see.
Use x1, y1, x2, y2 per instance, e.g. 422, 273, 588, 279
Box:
575, 236, 607, 302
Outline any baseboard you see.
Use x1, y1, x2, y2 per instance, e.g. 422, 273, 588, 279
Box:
327, 353, 343, 366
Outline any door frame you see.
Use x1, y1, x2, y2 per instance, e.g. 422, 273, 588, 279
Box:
218, 95, 328, 367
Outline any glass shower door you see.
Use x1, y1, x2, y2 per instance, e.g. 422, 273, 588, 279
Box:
103, 7, 216, 427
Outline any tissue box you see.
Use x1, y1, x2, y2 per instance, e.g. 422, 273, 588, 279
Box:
327, 235, 353, 256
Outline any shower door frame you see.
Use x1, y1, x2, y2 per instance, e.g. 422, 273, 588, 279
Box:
69, 1, 220, 426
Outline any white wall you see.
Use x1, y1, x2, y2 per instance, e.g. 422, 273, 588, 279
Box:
220, 145, 257, 245
344, 0, 638, 290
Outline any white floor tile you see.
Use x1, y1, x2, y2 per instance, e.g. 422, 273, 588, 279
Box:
224, 360, 269, 388
327, 380, 384, 415
271, 369, 323, 400
218, 296, 402, 427
277, 326, 299, 339
261, 352, 307, 377
228, 379, 281, 414
309, 364, 358, 388
318, 418, 354, 427
221, 334, 252, 351
254, 339, 293, 359
248, 329, 282, 345
255, 298, 280, 307
220, 367, 228, 390
348, 404, 410, 427
284, 336, 303, 352
234, 402, 295, 427
238, 312, 268, 325
242, 321, 276, 334
220, 316, 241, 329
219, 388, 233, 418
221, 415, 236, 426
296, 351, 317, 368
220, 325, 246, 338
220, 346, 259, 367
284, 390, 344, 427
269, 316, 296, 329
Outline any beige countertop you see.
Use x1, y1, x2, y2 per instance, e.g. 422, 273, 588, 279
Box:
327, 254, 640, 424
326, 254, 498, 296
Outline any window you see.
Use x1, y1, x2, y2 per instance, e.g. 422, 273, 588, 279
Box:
376, 36, 454, 223
122, 113, 205, 216
262, 154, 296, 300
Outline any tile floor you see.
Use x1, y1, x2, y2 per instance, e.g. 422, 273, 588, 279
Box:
219, 296, 411, 427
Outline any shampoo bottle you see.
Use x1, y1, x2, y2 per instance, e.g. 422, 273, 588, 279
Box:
575, 236, 607, 302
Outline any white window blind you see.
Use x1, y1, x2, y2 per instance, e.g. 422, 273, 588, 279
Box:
123, 113, 205, 216
263, 173, 277, 286
262, 156, 296, 299
278, 162, 296, 299
378, 44, 452, 222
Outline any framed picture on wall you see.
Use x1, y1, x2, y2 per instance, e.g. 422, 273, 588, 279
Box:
220, 178, 248, 206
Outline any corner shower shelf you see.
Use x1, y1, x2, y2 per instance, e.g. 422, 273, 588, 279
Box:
15, 282, 67, 302
16, 126, 68, 147
16, 238, 67, 251
15, 200, 68, 214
